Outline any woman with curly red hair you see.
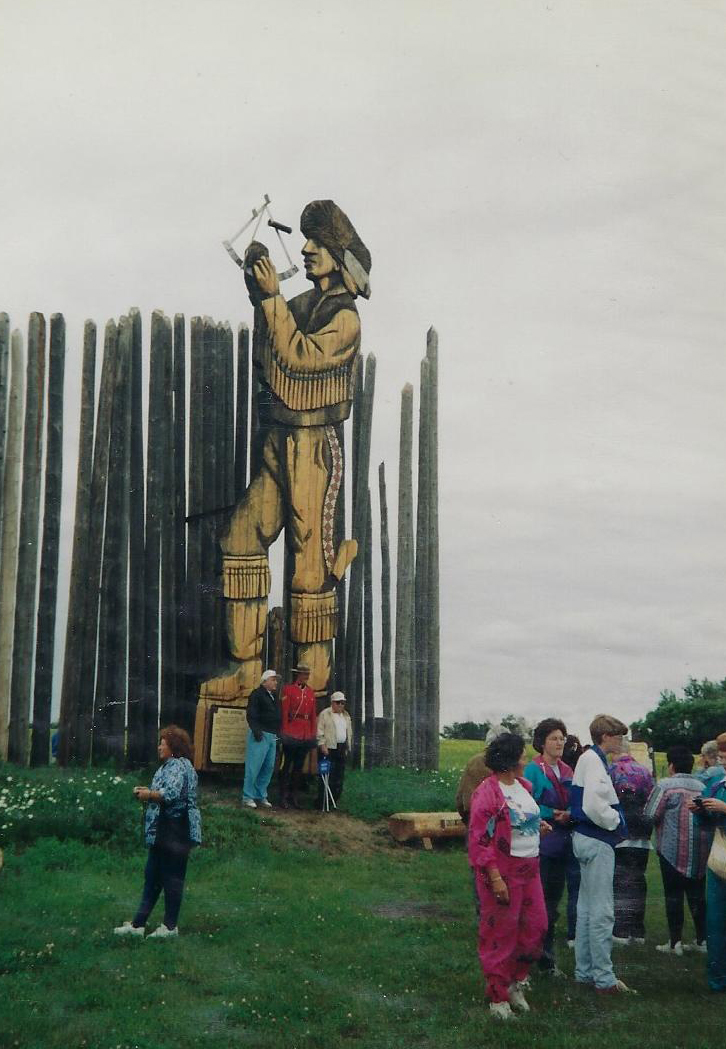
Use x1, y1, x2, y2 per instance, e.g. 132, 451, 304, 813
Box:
114, 725, 201, 940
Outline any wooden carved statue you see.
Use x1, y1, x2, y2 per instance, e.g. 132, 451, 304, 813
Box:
203, 199, 371, 702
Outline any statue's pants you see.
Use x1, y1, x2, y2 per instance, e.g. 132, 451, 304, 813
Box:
221, 426, 341, 692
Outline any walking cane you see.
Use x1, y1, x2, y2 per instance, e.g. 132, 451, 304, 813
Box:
318, 756, 337, 813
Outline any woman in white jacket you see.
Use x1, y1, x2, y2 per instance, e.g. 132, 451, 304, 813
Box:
569, 714, 631, 994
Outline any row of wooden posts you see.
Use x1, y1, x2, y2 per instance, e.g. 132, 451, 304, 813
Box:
0, 309, 440, 770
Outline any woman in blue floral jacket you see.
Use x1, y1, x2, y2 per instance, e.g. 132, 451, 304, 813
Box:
114, 725, 201, 940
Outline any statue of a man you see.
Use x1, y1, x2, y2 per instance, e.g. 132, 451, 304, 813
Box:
206, 200, 371, 702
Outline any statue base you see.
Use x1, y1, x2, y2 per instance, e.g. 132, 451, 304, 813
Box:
193, 663, 256, 772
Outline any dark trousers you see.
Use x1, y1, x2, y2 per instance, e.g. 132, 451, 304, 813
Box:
318, 745, 347, 806
279, 743, 310, 796
565, 848, 580, 940
613, 846, 649, 938
132, 845, 189, 930
538, 846, 580, 968
658, 853, 706, 946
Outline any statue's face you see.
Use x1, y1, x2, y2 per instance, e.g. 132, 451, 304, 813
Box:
302, 238, 338, 281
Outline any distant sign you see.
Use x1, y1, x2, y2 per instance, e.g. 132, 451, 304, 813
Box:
209, 706, 248, 764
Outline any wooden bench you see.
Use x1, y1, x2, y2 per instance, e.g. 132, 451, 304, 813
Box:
388, 811, 466, 850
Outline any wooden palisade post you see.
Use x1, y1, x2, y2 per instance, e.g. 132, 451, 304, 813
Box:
75, 320, 118, 764
0, 314, 9, 517
394, 383, 414, 766
8, 313, 46, 765
345, 353, 376, 768
160, 313, 177, 725
414, 356, 431, 767
94, 315, 131, 762
143, 311, 165, 759
0, 329, 25, 761
425, 328, 440, 770
59, 320, 97, 765
363, 489, 375, 768
172, 314, 188, 729
377, 461, 394, 764
126, 309, 146, 763
30, 313, 65, 765
186, 317, 203, 700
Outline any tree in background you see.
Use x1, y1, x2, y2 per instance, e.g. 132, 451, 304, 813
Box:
499, 713, 534, 742
440, 720, 491, 740
631, 677, 726, 752
440, 715, 534, 742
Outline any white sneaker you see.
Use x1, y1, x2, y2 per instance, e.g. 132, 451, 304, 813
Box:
113, 921, 144, 937
147, 924, 178, 939
258, 799, 273, 808
508, 982, 530, 1012
567, 939, 575, 949
489, 1001, 515, 1020
242, 798, 257, 809
687, 940, 707, 953
656, 941, 683, 956
632, 937, 646, 945
612, 935, 631, 945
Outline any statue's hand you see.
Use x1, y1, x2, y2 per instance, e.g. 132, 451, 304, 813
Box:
253, 257, 280, 298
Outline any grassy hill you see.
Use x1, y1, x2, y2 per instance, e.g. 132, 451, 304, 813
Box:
0, 747, 716, 1048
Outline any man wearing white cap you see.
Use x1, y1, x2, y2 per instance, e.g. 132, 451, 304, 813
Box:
242, 670, 280, 808
316, 691, 353, 806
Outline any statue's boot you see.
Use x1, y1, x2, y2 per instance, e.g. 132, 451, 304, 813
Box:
290, 590, 339, 697
199, 554, 271, 703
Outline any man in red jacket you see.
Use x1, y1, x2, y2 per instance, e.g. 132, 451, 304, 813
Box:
279, 664, 317, 808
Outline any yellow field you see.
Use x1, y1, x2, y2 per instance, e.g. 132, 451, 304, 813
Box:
439, 738, 669, 776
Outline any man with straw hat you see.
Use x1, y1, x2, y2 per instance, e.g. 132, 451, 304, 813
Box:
279, 663, 317, 809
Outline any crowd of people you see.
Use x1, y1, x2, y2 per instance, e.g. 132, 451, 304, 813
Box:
462, 715, 726, 1018
111, 686, 726, 1015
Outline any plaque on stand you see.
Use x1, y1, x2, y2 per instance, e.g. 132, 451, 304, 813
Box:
193, 699, 248, 773
210, 706, 248, 764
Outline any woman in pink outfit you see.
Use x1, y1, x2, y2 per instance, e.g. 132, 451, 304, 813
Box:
468, 732, 550, 1019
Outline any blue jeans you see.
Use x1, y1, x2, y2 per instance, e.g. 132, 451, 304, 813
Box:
572, 832, 616, 989
707, 870, 726, 991
243, 731, 278, 802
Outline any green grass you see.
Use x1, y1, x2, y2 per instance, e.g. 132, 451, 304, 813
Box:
0, 747, 717, 1049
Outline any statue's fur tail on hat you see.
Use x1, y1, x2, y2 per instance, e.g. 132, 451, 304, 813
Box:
300, 200, 371, 299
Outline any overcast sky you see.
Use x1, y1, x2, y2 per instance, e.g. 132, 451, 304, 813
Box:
2, 0, 725, 742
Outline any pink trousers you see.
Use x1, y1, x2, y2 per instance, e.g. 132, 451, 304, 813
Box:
475, 856, 548, 1003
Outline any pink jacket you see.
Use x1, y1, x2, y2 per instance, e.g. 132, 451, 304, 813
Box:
468, 774, 536, 875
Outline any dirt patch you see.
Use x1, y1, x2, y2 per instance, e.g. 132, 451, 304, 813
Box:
370, 901, 456, 920
258, 810, 397, 857
205, 786, 399, 856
